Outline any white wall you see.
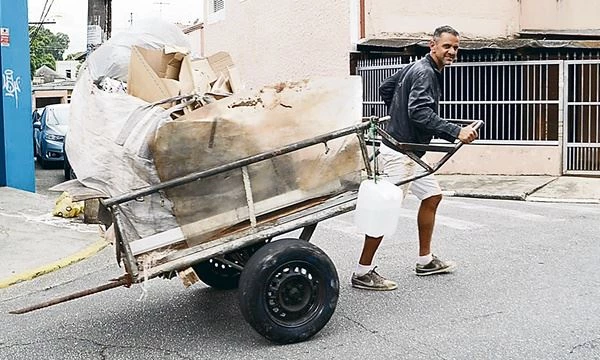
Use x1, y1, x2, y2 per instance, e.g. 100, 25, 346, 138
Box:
185, 28, 204, 58
429, 145, 562, 176
55, 61, 80, 80
520, 0, 600, 31
203, 0, 354, 89
364, 0, 520, 39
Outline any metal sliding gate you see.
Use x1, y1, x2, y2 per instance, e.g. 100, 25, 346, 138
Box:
564, 60, 600, 174
358, 57, 600, 174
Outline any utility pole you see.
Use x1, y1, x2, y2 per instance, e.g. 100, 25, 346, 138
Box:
154, 2, 171, 18
87, 0, 112, 53
0, 0, 35, 191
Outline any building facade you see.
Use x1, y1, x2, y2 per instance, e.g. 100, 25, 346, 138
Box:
55, 61, 80, 80
201, 0, 600, 175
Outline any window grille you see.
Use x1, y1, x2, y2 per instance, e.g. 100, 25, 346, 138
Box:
212, 0, 224, 13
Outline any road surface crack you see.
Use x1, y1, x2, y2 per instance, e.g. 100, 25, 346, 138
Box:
570, 336, 600, 354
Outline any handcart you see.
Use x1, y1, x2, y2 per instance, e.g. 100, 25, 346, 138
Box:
11, 116, 483, 344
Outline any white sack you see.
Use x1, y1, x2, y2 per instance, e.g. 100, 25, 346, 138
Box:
87, 18, 190, 82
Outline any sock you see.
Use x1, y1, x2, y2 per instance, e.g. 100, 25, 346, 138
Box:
355, 263, 373, 277
417, 254, 433, 265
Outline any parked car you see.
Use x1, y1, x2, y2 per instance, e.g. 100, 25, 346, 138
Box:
33, 103, 70, 169
63, 136, 76, 181
31, 108, 42, 153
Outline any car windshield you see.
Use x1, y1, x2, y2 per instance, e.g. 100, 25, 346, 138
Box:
46, 106, 70, 126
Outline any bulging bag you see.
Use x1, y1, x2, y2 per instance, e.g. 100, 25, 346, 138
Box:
354, 179, 403, 238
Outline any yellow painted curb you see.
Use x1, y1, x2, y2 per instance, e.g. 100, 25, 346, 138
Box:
0, 238, 109, 289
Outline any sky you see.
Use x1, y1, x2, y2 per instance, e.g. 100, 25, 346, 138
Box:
28, 0, 203, 56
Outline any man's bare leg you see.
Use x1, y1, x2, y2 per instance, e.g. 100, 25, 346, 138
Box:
415, 194, 456, 275
417, 194, 442, 256
359, 235, 383, 265
352, 235, 397, 290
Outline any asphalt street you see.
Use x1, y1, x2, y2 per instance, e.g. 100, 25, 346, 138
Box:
1, 194, 599, 359
34, 160, 64, 197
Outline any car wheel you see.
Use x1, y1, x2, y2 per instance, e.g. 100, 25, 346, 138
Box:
192, 241, 269, 290
38, 156, 50, 169
238, 239, 339, 344
63, 155, 75, 180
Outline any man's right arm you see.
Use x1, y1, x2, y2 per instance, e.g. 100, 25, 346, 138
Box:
407, 72, 461, 140
408, 72, 478, 144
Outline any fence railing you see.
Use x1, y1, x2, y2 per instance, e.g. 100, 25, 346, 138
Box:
357, 57, 600, 173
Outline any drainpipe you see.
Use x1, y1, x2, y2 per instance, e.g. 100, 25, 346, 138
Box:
360, 0, 365, 39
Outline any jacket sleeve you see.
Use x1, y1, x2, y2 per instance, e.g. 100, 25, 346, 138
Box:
407, 72, 461, 141
379, 69, 403, 109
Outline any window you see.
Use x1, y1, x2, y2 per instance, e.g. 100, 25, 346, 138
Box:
66, 69, 72, 79
207, 0, 225, 23
211, 0, 224, 13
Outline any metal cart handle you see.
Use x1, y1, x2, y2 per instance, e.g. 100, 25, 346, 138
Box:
374, 119, 484, 187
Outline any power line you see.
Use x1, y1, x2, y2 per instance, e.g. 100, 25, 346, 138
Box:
38, 0, 50, 23
31, 0, 56, 42
30, 0, 50, 35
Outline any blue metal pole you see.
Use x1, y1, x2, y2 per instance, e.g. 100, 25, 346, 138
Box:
0, 0, 35, 192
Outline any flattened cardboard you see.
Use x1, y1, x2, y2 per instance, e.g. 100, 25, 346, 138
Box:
227, 64, 242, 93
134, 47, 167, 77
150, 76, 364, 246
127, 46, 188, 105
128, 46, 176, 104
207, 51, 234, 78
189, 58, 217, 94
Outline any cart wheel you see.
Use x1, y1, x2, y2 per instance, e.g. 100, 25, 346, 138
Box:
192, 258, 241, 290
192, 241, 268, 290
238, 239, 339, 344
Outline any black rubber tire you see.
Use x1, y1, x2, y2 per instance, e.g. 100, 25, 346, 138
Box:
38, 156, 50, 169
238, 239, 339, 344
192, 241, 268, 290
63, 155, 75, 181
192, 258, 242, 290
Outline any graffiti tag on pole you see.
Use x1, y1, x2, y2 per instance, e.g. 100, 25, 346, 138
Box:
3, 69, 21, 108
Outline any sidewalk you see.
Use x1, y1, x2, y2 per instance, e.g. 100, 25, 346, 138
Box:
0, 174, 599, 289
0, 187, 107, 289
437, 174, 600, 204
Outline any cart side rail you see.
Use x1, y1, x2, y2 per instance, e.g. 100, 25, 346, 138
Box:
110, 116, 483, 282
101, 118, 383, 208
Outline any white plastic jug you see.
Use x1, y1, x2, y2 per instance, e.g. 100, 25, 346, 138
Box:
354, 179, 404, 238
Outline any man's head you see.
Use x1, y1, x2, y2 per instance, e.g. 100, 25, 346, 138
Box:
429, 25, 460, 70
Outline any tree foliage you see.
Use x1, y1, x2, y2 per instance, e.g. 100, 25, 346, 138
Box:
29, 26, 70, 76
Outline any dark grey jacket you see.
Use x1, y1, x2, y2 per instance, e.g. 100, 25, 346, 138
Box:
379, 54, 461, 157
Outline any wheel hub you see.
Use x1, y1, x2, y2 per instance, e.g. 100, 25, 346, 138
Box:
266, 263, 321, 326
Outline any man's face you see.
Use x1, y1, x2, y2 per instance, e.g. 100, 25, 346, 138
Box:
429, 32, 460, 70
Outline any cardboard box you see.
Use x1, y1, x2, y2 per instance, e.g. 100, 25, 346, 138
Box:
127, 46, 185, 105
127, 47, 240, 106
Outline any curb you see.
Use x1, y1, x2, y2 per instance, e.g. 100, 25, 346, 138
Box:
0, 238, 109, 289
526, 196, 600, 204
442, 190, 526, 201
443, 191, 599, 204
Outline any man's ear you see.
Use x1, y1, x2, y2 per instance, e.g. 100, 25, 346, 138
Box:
428, 39, 435, 51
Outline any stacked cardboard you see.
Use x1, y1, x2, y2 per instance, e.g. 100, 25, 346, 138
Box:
150, 77, 363, 245
127, 46, 241, 111
123, 44, 363, 245
68, 41, 363, 250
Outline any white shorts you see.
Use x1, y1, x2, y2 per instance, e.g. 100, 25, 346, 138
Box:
377, 143, 442, 201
